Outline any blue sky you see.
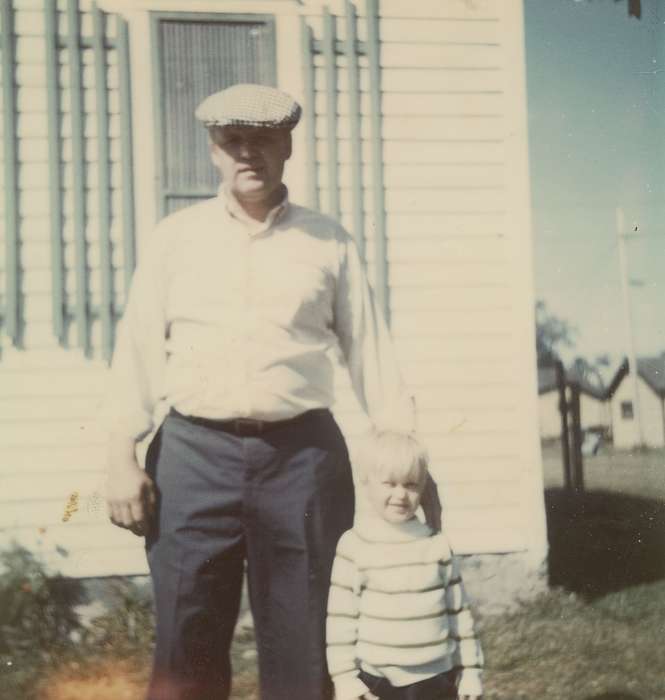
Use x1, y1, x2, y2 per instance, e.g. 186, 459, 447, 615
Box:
525, 0, 665, 365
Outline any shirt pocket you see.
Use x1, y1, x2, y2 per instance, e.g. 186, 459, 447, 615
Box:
255, 258, 333, 330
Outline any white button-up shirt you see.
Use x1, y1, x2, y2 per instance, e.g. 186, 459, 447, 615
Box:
106, 189, 415, 440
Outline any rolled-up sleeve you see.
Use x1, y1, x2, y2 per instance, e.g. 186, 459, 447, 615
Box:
333, 232, 416, 432
103, 226, 169, 441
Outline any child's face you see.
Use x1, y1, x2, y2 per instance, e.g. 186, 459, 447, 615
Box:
364, 470, 425, 523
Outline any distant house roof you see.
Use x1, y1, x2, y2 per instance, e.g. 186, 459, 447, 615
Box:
537, 364, 606, 400
637, 357, 665, 396
607, 356, 665, 399
606, 359, 629, 398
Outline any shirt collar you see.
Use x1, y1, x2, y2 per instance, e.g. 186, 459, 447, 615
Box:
218, 184, 289, 236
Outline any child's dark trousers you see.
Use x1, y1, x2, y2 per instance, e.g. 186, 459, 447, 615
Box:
358, 669, 459, 700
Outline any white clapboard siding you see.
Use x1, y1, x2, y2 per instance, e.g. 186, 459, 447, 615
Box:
310, 0, 544, 560
305, 12, 500, 41
379, 0, 499, 19
1, 0, 544, 576
0, 6, 141, 576
315, 140, 505, 166
314, 68, 505, 94
0, 443, 106, 474
413, 382, 518, 410
394, 332, 514, 360
314, 115, 506, 141
5, 265, 126, 299
0, 471, 106, 502
0, 499, 106, 530
314, 91, 505, 116
0, 539, 148, 579
0, 104, 120, 139
386, 212, 507, 237
318, 163, 505, 189
319, 187, 506, 215
1, 422, 106, 449
1, 523, 140, 555
0, 396, 101, 422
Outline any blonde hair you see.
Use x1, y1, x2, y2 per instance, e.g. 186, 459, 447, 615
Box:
357, 430, 429, 486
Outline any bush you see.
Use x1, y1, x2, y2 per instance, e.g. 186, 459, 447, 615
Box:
83, 579, 155, 657
0, 544, 87, 698
0, 544, 85, 659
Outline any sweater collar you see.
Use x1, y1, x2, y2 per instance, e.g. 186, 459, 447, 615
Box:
354, 512, 432, 542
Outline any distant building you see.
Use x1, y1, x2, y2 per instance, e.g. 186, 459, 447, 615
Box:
610, 357, 665, 449
537, 365, 611, 441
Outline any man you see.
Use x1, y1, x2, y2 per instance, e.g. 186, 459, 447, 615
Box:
105, 83, 420, 700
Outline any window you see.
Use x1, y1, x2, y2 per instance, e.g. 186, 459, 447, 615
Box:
621, 401, 634, 420
153, 14, 276, 217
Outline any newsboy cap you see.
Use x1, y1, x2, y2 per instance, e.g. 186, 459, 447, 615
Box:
195, 83, 302, 130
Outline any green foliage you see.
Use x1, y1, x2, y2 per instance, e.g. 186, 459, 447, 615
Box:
0, 550, 155, 699
83, 579, 155, 657
535, 300, 576, 365
0, 544, 86, 699
0, 544, 85, 659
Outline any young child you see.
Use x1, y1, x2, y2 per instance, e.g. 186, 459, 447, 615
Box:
326, 431, 483, 700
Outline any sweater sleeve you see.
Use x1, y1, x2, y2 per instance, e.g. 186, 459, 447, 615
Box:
442, 542, 484, 697
326, 532, 370, 700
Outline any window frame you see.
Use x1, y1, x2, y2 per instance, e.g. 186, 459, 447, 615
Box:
150, 11, 277, 219
621, 400, 634, 420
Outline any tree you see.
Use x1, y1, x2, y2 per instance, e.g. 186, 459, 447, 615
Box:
535, 300, 576, 365
568, 354, 611, 390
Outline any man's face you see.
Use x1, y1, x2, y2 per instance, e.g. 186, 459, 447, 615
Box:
210, 125, 291, 202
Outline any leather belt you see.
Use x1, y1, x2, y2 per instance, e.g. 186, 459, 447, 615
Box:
169, 407, 327, 437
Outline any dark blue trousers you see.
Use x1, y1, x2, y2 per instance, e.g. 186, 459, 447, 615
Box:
144, 409, 355, 700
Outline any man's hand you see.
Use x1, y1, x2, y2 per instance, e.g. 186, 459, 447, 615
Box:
106, 437, 156, 537
420, 471, 442, 532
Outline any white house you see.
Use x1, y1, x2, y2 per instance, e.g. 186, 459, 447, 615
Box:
610, 357, 665, 449
537, 365, 612, 441
0, 0, 546, 598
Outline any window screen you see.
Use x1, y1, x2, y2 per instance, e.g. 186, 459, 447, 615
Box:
154, 14, 276, 217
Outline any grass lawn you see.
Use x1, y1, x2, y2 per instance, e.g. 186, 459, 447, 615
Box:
541, 443, 665, 498
4, 444, 665, 699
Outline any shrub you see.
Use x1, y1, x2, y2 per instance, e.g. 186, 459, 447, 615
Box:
83, 579, 155, 657
0, 544, 86, 699
0, 544, 85, 659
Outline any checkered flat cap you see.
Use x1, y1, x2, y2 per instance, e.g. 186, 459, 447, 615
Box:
195, 84, 302, 130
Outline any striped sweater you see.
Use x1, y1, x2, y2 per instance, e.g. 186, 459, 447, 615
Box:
326, 514, 483, 700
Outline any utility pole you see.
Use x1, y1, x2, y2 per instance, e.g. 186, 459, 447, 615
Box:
616, 207, 645, 447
